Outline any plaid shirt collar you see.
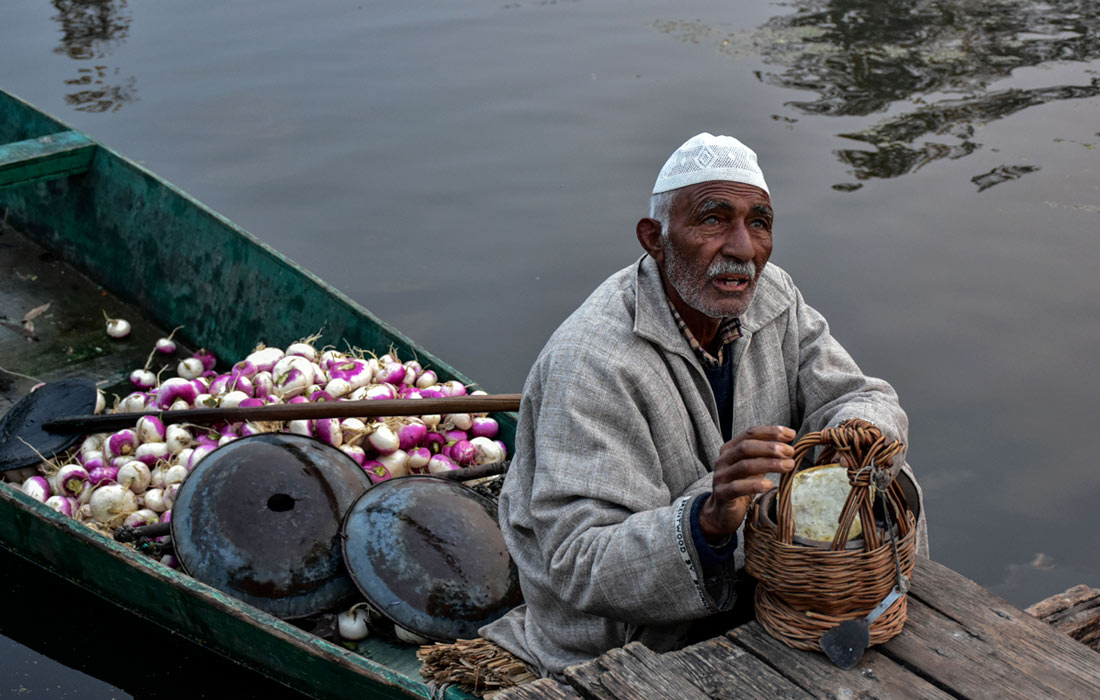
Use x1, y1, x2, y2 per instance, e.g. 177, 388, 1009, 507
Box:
666, 300, 742, 368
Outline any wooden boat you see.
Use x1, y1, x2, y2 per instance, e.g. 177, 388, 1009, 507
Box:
0, 89, 513, 699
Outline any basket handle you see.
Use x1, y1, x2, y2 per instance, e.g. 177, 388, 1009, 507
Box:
775, 419, 907, 551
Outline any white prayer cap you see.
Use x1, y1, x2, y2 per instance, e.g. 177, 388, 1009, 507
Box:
652, 133, 769, 195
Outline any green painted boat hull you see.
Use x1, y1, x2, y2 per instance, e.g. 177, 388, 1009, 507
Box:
0, 89, 515, 699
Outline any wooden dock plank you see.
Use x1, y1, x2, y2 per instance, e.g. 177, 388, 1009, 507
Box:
1027, 584, 1100, 650
728, 622, 952, 699
559, 637, 811, 700
495, 678, 584, 700
568, 643, 711, 700
561, 652, 616, 700
663, 633, 812, 699
880, 595, 1068, 699
885, 558, 1100, 698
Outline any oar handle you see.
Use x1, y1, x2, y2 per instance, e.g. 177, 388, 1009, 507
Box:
45, 394, 522, 434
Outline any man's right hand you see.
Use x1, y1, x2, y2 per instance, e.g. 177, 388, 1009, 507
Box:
698, 425, 796, 542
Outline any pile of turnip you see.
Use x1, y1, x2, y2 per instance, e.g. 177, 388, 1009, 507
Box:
12, 333, 508, 572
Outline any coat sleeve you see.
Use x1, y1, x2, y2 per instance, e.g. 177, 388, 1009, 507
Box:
521, 339, 735, 626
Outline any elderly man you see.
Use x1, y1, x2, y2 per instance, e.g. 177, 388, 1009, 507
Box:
481, 133, 927, 677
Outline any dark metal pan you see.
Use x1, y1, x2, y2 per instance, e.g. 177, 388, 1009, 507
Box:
170, 432, 371, 620
340, 475, 522, 642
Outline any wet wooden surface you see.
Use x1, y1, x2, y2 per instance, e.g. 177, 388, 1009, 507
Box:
0, 221, 182, 413
499, 557, 1100, 699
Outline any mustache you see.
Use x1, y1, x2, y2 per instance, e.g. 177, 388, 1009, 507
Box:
706, 259, 756, 279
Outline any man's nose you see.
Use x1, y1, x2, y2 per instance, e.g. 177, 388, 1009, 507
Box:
720, 221, 755, 261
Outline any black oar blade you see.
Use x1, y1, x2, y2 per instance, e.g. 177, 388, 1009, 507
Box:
0, 379, 98, 472
819, 618, 870, 670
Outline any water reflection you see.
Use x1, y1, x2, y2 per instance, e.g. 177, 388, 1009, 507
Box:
51, 0, 136, 112
748, 0, 1100, 185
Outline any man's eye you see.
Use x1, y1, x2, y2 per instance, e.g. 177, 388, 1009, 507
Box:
702, 215, 720, 225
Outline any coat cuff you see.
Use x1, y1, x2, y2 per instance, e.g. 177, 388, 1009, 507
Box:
689, 492, 739, 568
675, 494, 737, 614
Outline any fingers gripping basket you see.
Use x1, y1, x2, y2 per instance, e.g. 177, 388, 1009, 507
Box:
744, 419, 917, 652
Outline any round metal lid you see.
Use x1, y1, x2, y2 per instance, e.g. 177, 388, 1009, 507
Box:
0, 378, 97, 471
171, 433, 371, 619
341, 475, 523, 642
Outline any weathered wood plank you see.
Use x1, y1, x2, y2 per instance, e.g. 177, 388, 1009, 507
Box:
664, 632, 812, 699
1026, 584, 1100, 651
562, 643, 711, 700
894, 558, 1100, 697
595, 644, 711, 700
879, 595, 1071, 699
493, 678, 583, 700
1027, 584, 1100, 619
728, 622, 952, 699
562, 652, 617, 700
0, 131, 94, 188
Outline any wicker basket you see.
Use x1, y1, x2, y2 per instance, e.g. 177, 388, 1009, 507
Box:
744, 419, 917, 652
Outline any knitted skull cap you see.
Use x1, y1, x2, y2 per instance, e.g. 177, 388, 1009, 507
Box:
652, 132, 769, 195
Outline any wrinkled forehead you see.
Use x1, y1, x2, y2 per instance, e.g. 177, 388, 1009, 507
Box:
671, 180, 773, 216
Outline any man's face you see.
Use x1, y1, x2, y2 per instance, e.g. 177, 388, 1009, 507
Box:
659, 181, 774, 319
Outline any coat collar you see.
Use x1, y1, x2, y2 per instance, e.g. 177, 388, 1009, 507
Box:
632, 254, 793, 354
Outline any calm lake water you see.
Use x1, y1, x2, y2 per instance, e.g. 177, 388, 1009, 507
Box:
2, 0, 1099, 695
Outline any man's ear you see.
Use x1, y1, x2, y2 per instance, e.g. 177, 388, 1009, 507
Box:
637, 218, 664, 264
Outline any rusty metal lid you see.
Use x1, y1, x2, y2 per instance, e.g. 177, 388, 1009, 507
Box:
341, 475, 522, 642
171, 433, 371, 619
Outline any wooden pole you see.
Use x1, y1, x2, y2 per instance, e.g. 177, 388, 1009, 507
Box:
45, 394, 522, 434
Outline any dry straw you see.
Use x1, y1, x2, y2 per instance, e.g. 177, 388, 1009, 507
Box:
418, 637, 537, 697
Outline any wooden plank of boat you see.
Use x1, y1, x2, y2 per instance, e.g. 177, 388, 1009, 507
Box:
0, 88, 510, 699
0, 130, 95, 188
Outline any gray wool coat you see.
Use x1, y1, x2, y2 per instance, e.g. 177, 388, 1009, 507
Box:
481, 254, 927, 677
